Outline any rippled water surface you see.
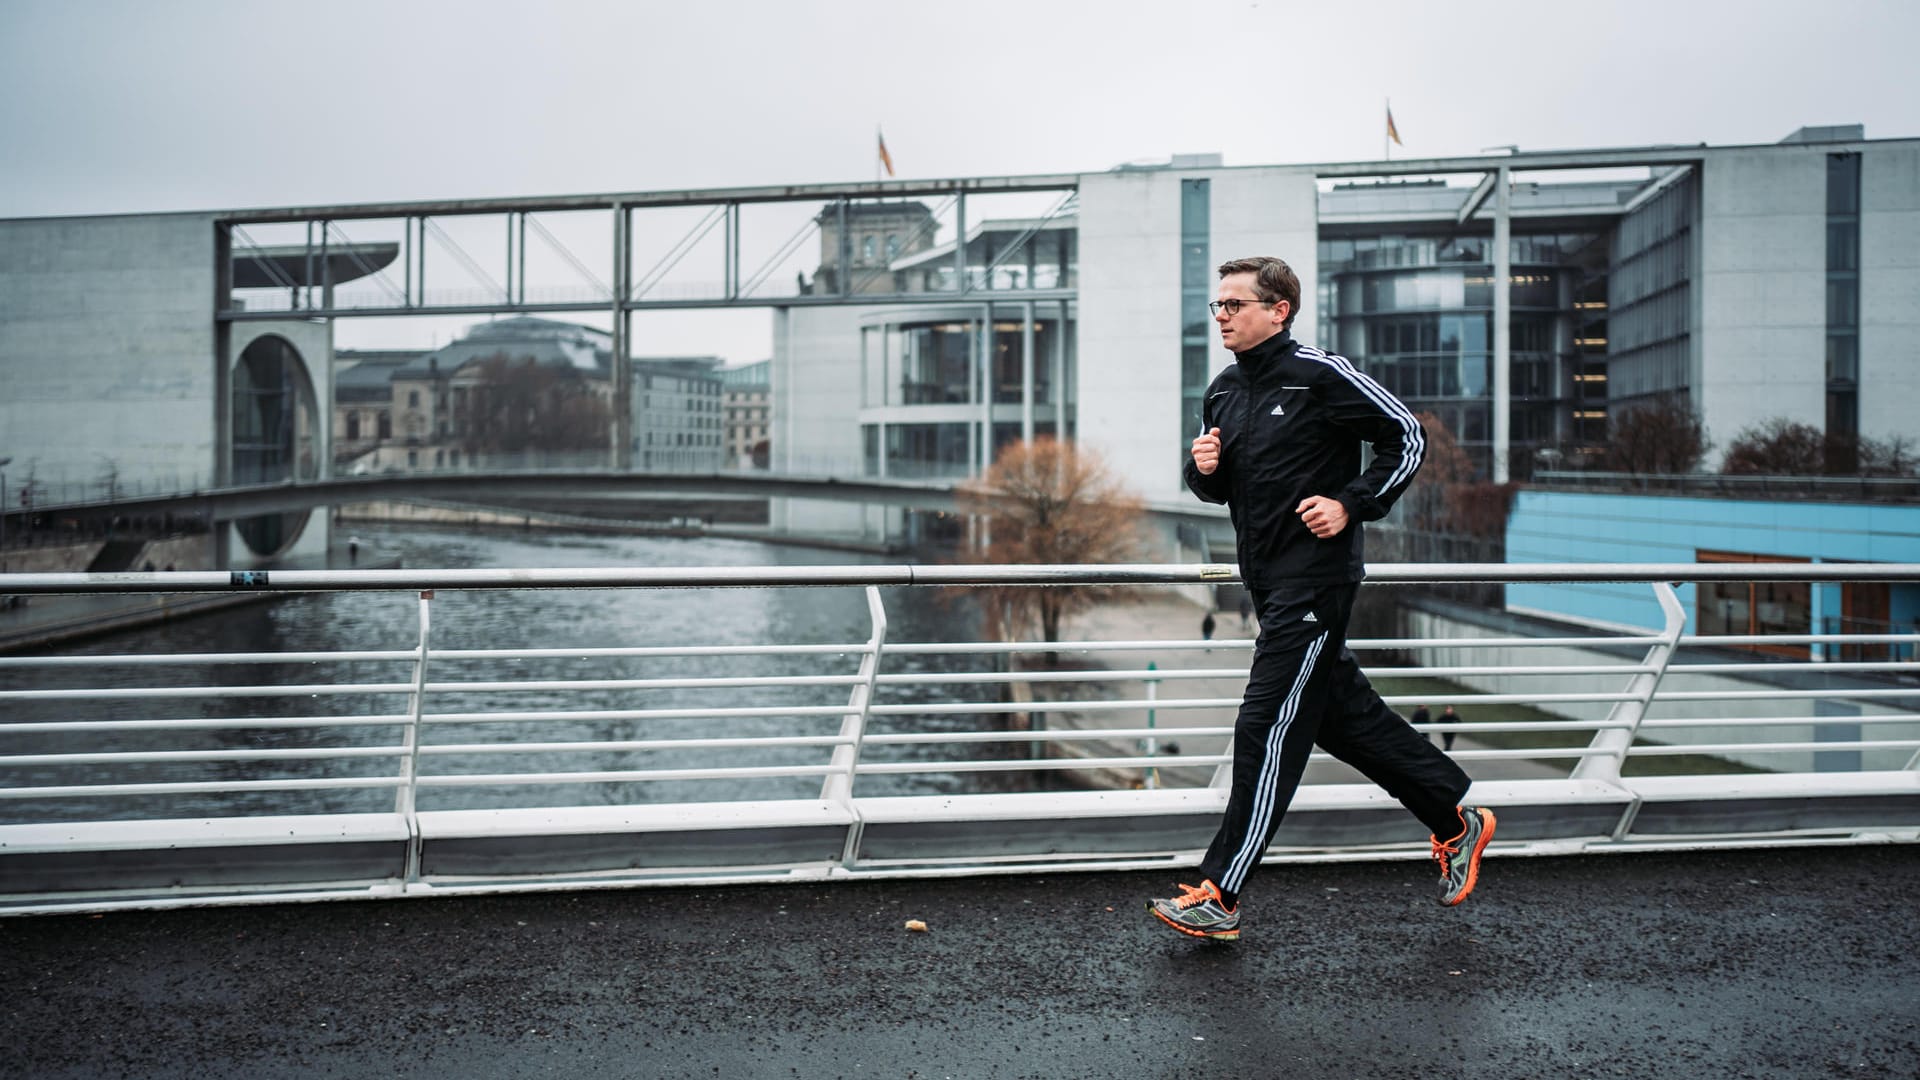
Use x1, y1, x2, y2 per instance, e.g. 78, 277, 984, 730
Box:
4, 524, 1034, 822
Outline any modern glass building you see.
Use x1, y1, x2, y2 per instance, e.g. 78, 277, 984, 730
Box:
1317, 184, 1619, 476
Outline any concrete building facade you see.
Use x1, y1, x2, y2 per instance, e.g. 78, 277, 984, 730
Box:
3, 126, 1915, 560
0, 213, 333, 565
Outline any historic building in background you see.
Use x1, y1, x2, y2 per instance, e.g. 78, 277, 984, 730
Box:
721, 359, 771, 469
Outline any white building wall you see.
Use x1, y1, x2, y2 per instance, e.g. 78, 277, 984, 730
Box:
771, 304, 873, 538
1695, 148, 1828, 460
1076, 167, 1320, 506
0, 213, 220, 499
1074, 170, 1187, 503
1209, 168, 1321, 352
1859, 144, 1920, 446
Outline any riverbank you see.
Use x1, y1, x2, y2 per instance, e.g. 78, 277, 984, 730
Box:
0, 546, 401, 654
0, 503, 906, 653
335, 498, 902, 556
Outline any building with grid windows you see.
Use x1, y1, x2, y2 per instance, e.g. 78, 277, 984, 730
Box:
772, 125, 1916, 527
633, 356, 724, 472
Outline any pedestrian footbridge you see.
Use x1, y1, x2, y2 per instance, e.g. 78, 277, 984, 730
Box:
2, 562, 1916, 916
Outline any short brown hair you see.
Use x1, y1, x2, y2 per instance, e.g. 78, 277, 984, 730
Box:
1217, 256, 1300, 331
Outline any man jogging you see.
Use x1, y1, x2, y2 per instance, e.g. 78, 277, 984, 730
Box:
1148, 256, 1494, 942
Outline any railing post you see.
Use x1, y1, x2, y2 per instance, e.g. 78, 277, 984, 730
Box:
1574, 583, 1686, 840
1142, 660, 1160, 790
398, 589, 433, 884
828, 587, 887, 867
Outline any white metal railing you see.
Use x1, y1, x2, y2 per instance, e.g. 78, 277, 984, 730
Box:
1, 562, 1917, 913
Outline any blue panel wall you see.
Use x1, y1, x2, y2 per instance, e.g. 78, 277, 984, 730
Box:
1506, 491, 1920, 634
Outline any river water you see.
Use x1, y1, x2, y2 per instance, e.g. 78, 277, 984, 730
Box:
4, 523, 1037, 824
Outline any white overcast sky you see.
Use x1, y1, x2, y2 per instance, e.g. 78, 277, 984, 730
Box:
4, 0, 1916, 360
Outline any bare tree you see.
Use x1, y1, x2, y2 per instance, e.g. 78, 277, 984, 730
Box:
1606, 398, 1710, 475
1860, 434, 1920, 477
1390, 412, 1513, 572
1724, 418, 1920, 477
1400, 411, 1474, 535
954, 438, 1148, 654
461, 353, 610, 455
1722, 418, 1827, 475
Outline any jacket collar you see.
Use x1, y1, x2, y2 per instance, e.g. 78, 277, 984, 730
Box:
1233, 329, 1295, 372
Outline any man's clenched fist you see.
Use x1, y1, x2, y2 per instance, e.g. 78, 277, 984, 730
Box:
1191, 427, 1222, 474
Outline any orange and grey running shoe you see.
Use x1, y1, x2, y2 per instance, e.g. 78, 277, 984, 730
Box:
1432, 805, 1496, 906
1147, 879, 1240, 941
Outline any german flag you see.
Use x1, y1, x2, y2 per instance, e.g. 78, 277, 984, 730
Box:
1386, 105, 1403, 147
878, 131, 896, 177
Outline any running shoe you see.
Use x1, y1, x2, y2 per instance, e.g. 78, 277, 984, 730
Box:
1431, 805, 1496, 906
1147, 879, 1240, 941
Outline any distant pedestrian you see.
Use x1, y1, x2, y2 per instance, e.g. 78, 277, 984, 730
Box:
348, 537, 360, 565
1237, 593, 1253, 631
1201, 612, 1217, 640
1410, 703, 1431, 732
1439, 705, 1460, 752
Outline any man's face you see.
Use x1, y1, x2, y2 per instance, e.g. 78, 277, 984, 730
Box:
1214, 272, 1290, 353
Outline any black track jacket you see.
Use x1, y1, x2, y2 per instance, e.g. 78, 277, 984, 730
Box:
1183, 330, 1426, 591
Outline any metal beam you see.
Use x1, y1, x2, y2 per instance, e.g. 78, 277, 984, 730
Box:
1456, 170, 1497, 227
215, 174, 1082, 226
1493, 166, 1512, 484
1620, 164, 1695, 215
215, 288, 1080, 322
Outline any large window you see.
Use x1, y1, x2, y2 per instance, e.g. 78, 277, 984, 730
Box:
990, 320, 1058, 405
1180, 179, 1211, 465
897, 323, 974, 404
1695, 550, 1813, 657
873, 422, 972, 480
1826, 152, 1862, 468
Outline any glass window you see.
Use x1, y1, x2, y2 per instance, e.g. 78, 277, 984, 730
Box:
1826, 334, 1858, 383
1826, 154, 1861, 216
898, 322, 974, 404
1827, 222, 1858, 271
1460, 354, 1488, 398
885, 422, 971, 480
1826, 278, 1858, 328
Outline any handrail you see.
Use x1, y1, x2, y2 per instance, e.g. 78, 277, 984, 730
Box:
6, 561, 1920, 594
2, 563, 1917, 914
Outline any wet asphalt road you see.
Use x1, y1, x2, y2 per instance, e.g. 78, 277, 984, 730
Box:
4, 845, 1917, 1079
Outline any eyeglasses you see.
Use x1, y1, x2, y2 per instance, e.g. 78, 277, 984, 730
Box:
1208, 298, 1273, 317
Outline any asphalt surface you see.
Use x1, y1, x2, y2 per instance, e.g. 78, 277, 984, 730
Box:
4, 845, 1918, 1079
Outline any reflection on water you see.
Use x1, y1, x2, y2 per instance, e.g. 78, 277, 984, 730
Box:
3, 524, 1038, 823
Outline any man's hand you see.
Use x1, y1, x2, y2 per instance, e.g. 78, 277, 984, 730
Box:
1295, 495, 1350, 539
1191, 428, 1222, 475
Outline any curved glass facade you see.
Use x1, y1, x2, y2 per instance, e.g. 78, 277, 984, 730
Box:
1320, 233, 1604, 477
230, 333, 318, 556
855, 307, 1075, 480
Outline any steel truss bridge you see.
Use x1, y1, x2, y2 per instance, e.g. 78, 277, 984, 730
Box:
2, 561, 1916, 917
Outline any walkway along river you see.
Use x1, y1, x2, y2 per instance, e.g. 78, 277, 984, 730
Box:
1, 522, 1050, 825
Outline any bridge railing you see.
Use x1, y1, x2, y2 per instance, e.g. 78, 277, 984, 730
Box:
1, 562, 1916, 913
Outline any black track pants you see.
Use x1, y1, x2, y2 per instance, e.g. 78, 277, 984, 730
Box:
1197, 582, 1471, 897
